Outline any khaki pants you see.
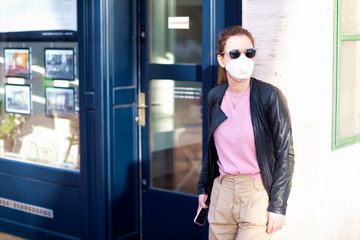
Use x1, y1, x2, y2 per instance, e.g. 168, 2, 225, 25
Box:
208, 175, 271, 240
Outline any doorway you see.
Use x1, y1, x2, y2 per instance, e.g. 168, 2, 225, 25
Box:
138, 0, 206, 239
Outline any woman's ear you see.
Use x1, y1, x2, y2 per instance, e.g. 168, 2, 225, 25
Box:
217, 55, 226, 68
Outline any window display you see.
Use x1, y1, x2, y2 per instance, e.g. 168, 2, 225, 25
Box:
4, 48, 31, 78
45, 49, 75, 80
0, 42, 79, 170
4, 84, 31, 115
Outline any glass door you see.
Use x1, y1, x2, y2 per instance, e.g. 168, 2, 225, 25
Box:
150, 80, 202, 194
139, 0, 206, 239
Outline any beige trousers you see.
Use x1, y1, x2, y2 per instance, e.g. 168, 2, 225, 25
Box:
208, 175, 271, 240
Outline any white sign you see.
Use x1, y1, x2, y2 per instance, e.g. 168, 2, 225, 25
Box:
0, 0, 77, 33
168, 17, 190, 29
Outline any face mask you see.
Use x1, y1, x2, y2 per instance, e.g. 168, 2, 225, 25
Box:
224, 54, 254, 81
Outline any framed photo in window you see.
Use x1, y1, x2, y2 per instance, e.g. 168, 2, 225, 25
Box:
4, 48, 31, 78
45, 87, 75, 118
4, 84, 31, 115
45, 48, 75, 80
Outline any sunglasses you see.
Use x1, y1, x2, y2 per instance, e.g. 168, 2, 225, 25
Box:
223, 48, 257, 59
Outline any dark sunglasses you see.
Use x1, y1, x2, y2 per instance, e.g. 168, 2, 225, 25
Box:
224, 48, 257, 59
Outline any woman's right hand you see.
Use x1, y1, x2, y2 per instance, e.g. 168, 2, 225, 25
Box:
198, 194, 209, 210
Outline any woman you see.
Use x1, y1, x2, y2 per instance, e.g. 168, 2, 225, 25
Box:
197, 26, 294, 239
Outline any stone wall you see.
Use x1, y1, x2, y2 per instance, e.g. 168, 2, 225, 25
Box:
243, 1, 360, 239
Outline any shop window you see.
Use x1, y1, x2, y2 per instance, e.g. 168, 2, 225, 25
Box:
0, 43, 79, 170
333, 0, 360, 149
0, 1, 79, 170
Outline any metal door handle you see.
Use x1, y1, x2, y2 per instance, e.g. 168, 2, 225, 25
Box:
136, 93, 147, 126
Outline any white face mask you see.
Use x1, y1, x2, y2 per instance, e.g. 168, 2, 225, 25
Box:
224, 54, 254, 81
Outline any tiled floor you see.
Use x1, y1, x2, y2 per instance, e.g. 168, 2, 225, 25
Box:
0, 233, 26, 240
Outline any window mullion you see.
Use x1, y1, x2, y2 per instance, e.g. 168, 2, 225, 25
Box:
340, 35, 360, 41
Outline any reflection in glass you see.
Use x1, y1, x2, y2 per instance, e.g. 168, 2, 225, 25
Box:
339, 40, 360, 138
149, 0, 202, 64
0, 42, 80, 170
151, 80, 202, 194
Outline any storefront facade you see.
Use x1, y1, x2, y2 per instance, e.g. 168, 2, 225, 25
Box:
2, 1, 360, 240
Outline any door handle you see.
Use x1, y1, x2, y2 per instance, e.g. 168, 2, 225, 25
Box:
136, 92, 147, 126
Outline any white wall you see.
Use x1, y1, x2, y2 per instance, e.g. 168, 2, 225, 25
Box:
243, 0, 360, 239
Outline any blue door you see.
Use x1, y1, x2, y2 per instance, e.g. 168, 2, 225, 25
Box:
139, 0, 207, 239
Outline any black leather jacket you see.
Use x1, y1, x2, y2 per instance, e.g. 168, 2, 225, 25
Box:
198, 77, 294, 215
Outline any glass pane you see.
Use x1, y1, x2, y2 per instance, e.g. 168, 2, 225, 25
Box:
0, 42, 80, 171
341, 0, 360, 35
149, 0, 202, 64
150, 80, 202, 194
339, 40, 360, 138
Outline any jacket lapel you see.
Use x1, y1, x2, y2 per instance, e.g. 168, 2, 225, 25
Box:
208, 84, 228, 139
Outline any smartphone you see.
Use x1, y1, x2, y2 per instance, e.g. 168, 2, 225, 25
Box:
193, 196, 210, 226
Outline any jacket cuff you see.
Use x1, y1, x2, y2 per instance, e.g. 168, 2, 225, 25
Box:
197, 187, 206, 195
267, 205, 286, 215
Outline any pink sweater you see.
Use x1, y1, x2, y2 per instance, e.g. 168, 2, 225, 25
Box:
213, 89, 262, 182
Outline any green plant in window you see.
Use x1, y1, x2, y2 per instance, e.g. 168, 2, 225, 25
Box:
0, 113, 29, 153
0, 114, 28, 141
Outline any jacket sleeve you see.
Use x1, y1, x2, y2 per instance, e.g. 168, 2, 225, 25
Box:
267, 88, 295, 215
197, 89, 215, 195
197, 151, 209, 195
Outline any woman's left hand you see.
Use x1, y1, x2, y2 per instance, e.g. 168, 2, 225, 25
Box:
266, 212, 285, 234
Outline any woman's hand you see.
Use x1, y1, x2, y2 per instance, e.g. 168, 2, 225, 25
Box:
198, 194, 208, 210
266, 212, 285, 234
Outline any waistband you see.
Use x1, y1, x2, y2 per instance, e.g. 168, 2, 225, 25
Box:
220, 175, 254, 184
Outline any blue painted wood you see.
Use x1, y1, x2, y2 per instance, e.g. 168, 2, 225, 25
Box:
147, 189, 204, 240
80, 0, 139, 239
80, 110, 96, 240
107, 0, 139, 238
78, 0, 108, 239
77, 0, 92, 239
112, 106, 138, 237
147, 64, 202, 81
0, 173, 80, 237
0, 159, 80, 187
85, 92, 95, 110
113, 87, 136, 105
112, 0, 135, 88
83, 0, 117, 239
225, 1, 242, 27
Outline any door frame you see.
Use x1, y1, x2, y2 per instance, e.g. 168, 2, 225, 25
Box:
136, 0, 242, 239
138, 0, 204, 239
80, 0, 140, 239
137, 1, 243, 239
